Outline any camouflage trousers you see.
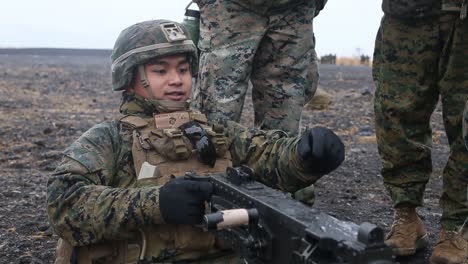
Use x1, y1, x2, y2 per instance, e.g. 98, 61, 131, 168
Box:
373, 13, 468, 230
193, 0, 318, 135
464, 100, 468, 149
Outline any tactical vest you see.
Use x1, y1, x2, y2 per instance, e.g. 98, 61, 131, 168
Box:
56, 111, 233, 264
124, 111, 231, 185
126, 111, 232, 262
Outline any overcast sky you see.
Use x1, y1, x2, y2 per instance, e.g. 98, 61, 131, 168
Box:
0, 0, 383, 57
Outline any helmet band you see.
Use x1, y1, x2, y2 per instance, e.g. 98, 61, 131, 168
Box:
111, 40, 194, 72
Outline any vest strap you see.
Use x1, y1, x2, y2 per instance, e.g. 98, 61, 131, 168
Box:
190, 112, 208, 124
120, 115, 149, 128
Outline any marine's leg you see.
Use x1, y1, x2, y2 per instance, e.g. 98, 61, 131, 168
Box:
464, 101, 468, 149
194, 0, 266, 123
430, 13, 468, 264
250, 2, 316, 135
371, 17, 383, 85
373, 15, 440, 256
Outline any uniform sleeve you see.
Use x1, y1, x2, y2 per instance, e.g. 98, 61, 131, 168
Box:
46, 122, 164, 246
225, 121, 317, 193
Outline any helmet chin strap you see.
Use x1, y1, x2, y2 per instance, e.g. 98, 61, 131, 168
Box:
137, 64, 190, 113
138, 65, 155, 99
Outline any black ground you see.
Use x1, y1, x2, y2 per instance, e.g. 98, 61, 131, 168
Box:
0, 50, 449, 263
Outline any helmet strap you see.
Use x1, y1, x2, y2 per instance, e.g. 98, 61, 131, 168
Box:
138, 65, 155, 99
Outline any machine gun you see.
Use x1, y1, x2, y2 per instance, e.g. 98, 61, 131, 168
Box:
186, 166, 393, 264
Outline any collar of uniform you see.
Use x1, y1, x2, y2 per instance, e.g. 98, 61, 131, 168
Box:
120, 92, 155, 117
120, 92, 190, 116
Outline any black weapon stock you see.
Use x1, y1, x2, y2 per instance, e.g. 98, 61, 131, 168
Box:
186, 166, 393, 264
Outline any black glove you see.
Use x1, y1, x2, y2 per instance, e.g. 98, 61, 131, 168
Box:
297, 127, 345, 175
179, 121, 217, 167
159, 177, 213, 225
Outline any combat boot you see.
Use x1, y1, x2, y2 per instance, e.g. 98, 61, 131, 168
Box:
429, 229, 468, 264
385, 206, 429, 256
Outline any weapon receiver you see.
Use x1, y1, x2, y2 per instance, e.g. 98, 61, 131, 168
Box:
187, 165, 393, 264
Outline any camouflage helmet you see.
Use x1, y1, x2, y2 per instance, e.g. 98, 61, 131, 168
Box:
111, 19, 198, 91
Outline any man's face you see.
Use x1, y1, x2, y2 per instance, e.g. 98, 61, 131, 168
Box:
131, 53, 192, 101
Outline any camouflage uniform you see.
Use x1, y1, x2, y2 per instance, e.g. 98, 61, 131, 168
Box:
192, 0, 325, 135
464, 100, 468, 149
464, 99, 468, 220
373, 0, 468, 231
47, 19, 342, 263
47, 95, 317, 262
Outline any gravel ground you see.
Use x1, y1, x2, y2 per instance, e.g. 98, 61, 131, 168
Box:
0, 50, 450, 263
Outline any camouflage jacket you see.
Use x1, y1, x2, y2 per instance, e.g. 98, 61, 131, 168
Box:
381, 0, 464, 17
47, 109, 315, 246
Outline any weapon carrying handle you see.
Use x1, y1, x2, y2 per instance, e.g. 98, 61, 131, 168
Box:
204, 209, 259, 230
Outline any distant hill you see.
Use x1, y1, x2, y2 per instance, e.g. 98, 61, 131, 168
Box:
0, 48, 112, 56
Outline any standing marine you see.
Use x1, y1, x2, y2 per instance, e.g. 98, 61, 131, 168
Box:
47, 19, 344, 263
192, 0, 327, 135
373, 0, 468, 263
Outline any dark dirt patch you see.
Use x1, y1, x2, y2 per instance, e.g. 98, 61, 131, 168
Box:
0, 51, 449, 263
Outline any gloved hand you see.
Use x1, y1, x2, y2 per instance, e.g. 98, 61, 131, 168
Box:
297, 127, 345, 175
159, 177, 213, 225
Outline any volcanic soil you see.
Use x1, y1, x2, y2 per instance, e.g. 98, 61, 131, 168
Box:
0, 50, 449, 263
